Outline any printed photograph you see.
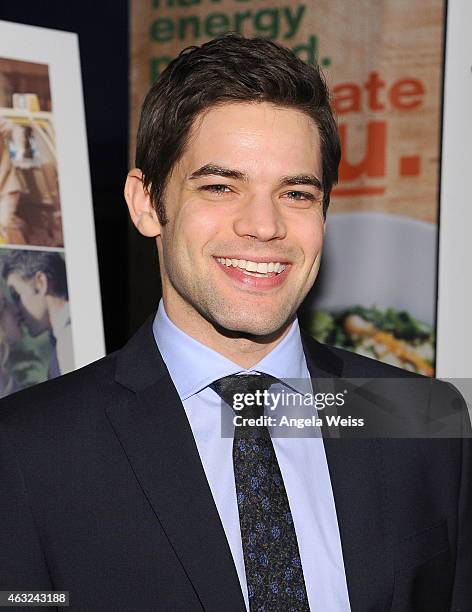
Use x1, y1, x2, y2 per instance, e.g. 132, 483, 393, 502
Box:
0, 57, 63, 248
0, 248, 72, 398
301, 214, 437, 376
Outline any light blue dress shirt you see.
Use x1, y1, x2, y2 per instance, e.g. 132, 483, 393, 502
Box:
153, 300, 351, 611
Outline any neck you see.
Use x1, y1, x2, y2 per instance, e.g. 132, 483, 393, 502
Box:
163, 297, 293, 369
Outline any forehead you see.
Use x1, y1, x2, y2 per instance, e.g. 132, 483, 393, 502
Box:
181, 101, 321, 176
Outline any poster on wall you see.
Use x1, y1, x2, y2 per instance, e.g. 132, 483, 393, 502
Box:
436, 0, 472, 379
0, 21, 104, 397
130, 0, 443, 376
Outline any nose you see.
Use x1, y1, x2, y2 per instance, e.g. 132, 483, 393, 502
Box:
233, 194, 287, 242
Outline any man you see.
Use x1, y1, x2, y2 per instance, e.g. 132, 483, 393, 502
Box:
0, 35, 470, 611
1, 250, 73, 378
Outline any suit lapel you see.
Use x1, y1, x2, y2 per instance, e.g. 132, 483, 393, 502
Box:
302, 333, 394, 610
107, 318, 394, 610
106, 317, 246, 612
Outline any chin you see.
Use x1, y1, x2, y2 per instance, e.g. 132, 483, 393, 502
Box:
211, 308, 293, 338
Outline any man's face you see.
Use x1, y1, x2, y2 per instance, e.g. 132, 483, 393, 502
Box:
158, 101, 325, 337
7, 272, 49, 337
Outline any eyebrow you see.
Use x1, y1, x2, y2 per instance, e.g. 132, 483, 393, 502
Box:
189, 164, 247, 181
188, 164, 323, 190
279, 174, 323, 191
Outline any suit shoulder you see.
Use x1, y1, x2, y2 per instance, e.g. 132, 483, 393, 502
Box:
302, 333, 471, 432
0, 351, 122, 429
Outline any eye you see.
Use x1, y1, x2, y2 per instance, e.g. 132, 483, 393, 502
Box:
200, 184, 232, 195
286, 191, 313, 200
282, 190, 322, 205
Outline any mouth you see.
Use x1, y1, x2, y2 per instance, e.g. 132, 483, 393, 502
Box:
214, 256, 291, 289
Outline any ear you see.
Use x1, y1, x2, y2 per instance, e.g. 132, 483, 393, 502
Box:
33, 271, 48, 296
124, 168, 162, 237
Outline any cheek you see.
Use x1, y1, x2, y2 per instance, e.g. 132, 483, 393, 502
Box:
174, 200, 227, 253
292, 214, 324, 264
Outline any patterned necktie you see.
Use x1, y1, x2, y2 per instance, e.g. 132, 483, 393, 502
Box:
210, 374, 310, 612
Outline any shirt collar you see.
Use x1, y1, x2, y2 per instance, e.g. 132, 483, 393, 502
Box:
153, 300, 310, 400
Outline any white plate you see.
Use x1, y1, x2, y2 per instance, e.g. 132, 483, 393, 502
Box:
305, 212, 438, 326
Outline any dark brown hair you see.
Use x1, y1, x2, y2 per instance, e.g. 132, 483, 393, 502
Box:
2, 250, 68, 299
136, 34, 341, 223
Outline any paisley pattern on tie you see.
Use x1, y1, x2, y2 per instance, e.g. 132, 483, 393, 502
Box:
211, 374, 310, 612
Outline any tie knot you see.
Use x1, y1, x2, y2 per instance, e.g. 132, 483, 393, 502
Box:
210, 373, 277, 418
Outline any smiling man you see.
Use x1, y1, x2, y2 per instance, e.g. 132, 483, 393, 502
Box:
0, 35, 471, 612
126, 101, 326, 363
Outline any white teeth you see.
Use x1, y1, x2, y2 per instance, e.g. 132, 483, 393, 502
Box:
217, 257, 287, 274
245, 271, 268, 277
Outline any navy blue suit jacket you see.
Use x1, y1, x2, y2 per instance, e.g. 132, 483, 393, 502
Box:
0, 316, 471, 611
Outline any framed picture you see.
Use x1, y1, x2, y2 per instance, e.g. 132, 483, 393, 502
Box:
436, 0, 472, 380
0, 20, 104, 397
